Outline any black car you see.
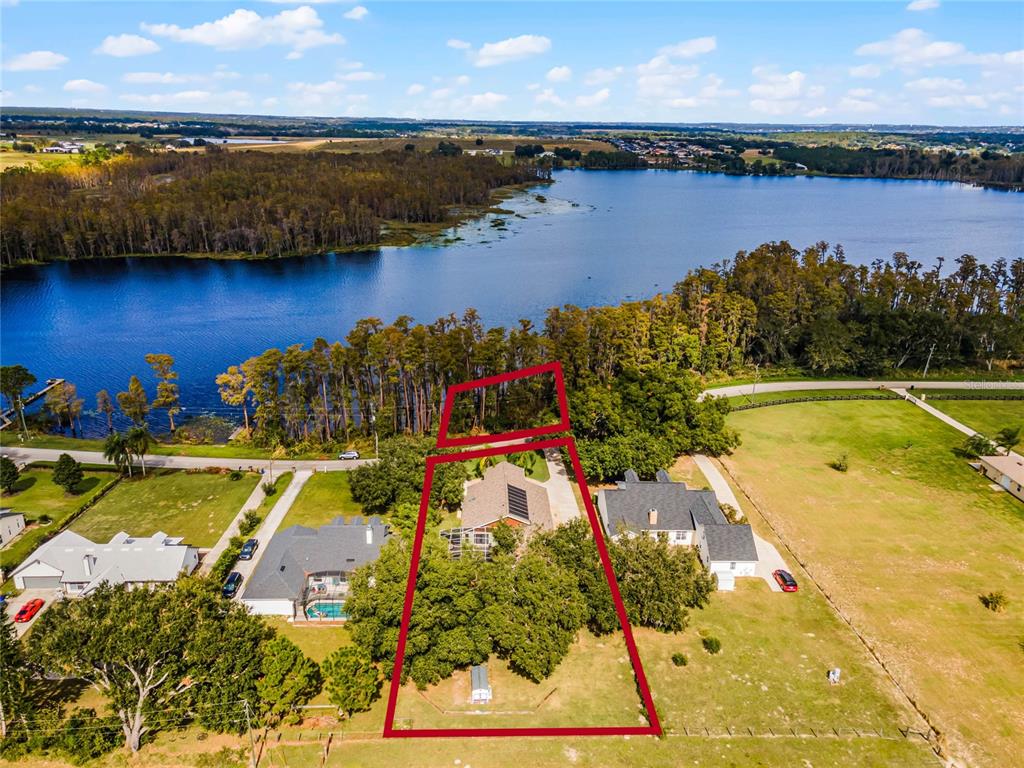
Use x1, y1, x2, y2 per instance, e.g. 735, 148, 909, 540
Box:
222, 572, 243, 599
238, 538, 259, 560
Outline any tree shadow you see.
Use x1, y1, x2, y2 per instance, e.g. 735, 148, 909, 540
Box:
8, 475, 38, 495
32, 676, 92, 711
72, 476, 101, 496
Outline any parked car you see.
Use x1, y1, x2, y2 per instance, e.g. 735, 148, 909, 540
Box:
338, 450, 360, 460
14, 598, 44, 623
773, 569, 798, 592
238, 538, 259, 560
222, 572, 243, 599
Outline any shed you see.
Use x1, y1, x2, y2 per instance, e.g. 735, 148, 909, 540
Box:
470, 664, 492, 704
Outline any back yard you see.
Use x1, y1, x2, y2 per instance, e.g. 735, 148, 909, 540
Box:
722, 399, 1024, 768
69, 469, 259, 547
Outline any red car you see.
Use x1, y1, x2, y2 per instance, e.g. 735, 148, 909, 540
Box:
14, 598, 44, 623
773, 569, 798, 592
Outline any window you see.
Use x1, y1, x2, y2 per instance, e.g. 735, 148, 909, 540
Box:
730, 562, 736, 570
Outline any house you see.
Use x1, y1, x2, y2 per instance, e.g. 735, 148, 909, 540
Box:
241, 516, 388, 618
597, 469, 758, 591
471, 664, 492, 704
42, 142, 84, 154
0, 510, 25, 547
11, 530, 198, 595
443, 462, 553, 558
978, 454, 1024, 502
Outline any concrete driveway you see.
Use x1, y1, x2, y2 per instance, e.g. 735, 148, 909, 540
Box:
5, 588, 57, 638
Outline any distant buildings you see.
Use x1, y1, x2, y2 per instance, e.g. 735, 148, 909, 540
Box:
42, 142, 84, 154
11, 530, 199, 595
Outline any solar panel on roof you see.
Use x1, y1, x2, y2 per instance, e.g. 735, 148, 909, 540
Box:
506, 484, 529, 522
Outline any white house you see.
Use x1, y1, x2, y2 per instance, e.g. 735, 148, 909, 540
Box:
978, 454, 1024, 503
11, 530, 198, 595
0, 510, 26, 547
597, 469, 758, 591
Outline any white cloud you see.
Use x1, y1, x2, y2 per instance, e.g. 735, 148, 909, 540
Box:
431, 87, 453, 99
343, 5, 368, 21
906, 0, 939, 10
122, 71, 188, 84
466, 91, 507, 108
584, 66, 623, 86
63, 79, 107, 93
838, 88, 880, 113
805, 106, 829, 117
142, 6, 343, 58
546, 65, 572, 82
341, 70, 382, 81
262, 97, 279, 108
288, 79, 346, 105
905, 76, 966, 91
658, 36, 716, 59
697, 74, 739, 100
535, 88, 565, 107
856, 28, 962, 66
3, 50, 68, 72
456, 74, 470, 86
121, 89, 253, 110
447, 38, 471, 50
748, 66, 808, 115
406, 83, 425, 95
472, 34, 551, 67
849, 63, 882, 78
95, 34, 160, 57
575, 88, 610, 107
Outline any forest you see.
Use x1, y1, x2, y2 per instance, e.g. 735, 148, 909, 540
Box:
0, 149, 545, 266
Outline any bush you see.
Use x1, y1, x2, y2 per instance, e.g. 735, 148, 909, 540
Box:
671, 652, 688, 667
239, 509, 262, 537
262, 480, 278, 496
979, 591, 1009, 612
828, 454, 849, 472
228, 470, 243, 481
702, 636, 722, 655
961, 433, 997, 458
211, 536, 244, 582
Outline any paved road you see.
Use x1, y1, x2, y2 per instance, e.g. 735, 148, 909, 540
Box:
699, 379, 1024, 401
0, 446, 372, 473
235, 469, 313, 595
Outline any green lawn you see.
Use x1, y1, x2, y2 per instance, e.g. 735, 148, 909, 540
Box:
70, 469, 259, 547
1, 433, 350, 460
0, 467, 119, 574
261, 617, 351, 664
281, 472, 363, 529
726, 388, 898, 407
722, 399, 1024, 768
925, 398, 1023, 438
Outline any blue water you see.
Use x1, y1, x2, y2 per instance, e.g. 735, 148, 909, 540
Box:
1, 170, 1021, 433
306, 601, 347, 620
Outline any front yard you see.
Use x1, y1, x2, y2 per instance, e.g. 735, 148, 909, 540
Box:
69, 469, 259, 547
723, 399, 1023, 768
0, 466, 119, 576
924, 398, 1023, 438
281, 472, 363, 529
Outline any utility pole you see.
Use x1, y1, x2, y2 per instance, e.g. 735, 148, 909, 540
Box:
922, 341, 936, 378
242, 699, 257, 768
369, 405, 378, 459
16, 396, 28, 437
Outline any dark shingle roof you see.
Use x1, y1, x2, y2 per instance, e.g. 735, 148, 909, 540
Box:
600, 479, 727, 534
702, 524, 758, 562
242, 516, 388, 601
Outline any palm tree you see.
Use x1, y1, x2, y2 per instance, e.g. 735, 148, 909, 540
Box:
995, 425, 1021, 454
103, 433, 132, 477
126, 427, 151, 477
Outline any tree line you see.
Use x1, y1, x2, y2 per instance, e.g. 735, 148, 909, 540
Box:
0, 149, 545, 266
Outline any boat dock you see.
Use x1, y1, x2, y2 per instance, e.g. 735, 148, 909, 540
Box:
0, 378, 65, 430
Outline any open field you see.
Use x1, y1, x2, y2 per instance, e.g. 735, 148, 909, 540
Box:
925, 398, 1023, 437
725, 387, 898, 407
281, 471, 362, 529
247, 135, 616, 155
0, 151, 83, 171
69, 469, 259, 547
392, 631, 646, 730
0, 467, 119, 575
721, 399, 1024, 768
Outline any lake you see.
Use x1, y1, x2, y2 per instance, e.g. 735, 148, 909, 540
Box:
2, 169, 1021, 434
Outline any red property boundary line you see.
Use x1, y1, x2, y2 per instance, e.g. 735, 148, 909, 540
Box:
382, 363, 662, 739
435, 361, 571, 448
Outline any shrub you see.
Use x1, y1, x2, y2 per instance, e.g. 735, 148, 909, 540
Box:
671, 652, 688, 667
211, 537, 244, 582
239, 509, 262, 538
828, 454, 849, 472
262, 481, 278, 496
228, 470, 243, 481
979, 591, 1009, 612
702, 636, 722, 655
961, 433, 997, 458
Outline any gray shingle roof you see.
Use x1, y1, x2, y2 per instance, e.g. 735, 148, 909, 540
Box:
702, 524, 758, 562
242, 516, 388, 601
600, 479, 727, 534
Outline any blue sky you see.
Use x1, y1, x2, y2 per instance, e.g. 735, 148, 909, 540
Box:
1, 1, 1021, 125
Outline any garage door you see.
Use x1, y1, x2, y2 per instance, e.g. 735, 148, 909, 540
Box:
20, 576, 61, 589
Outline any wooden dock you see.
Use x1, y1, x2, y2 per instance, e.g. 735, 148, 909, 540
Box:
0, 378, 65, 430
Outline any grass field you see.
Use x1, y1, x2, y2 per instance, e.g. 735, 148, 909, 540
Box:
0, 151, 83, 170
0, 467, 119, 575
70, 469, 259, 547
726, 388, 899, 407
2, 434, 354, 461
925, 398, 1023, 438
281, 472, 363, 529
722, 399, 1024, 768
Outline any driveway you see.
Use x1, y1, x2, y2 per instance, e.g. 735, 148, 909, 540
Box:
5, 588, 57, 638
542, 447, 581, 527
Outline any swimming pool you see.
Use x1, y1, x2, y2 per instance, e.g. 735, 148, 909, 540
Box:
305, 601, 347, 620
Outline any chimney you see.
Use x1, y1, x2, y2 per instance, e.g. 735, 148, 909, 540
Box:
365, 526, 373, 545
648, 508, 658, 526
83, 554, 94, 577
